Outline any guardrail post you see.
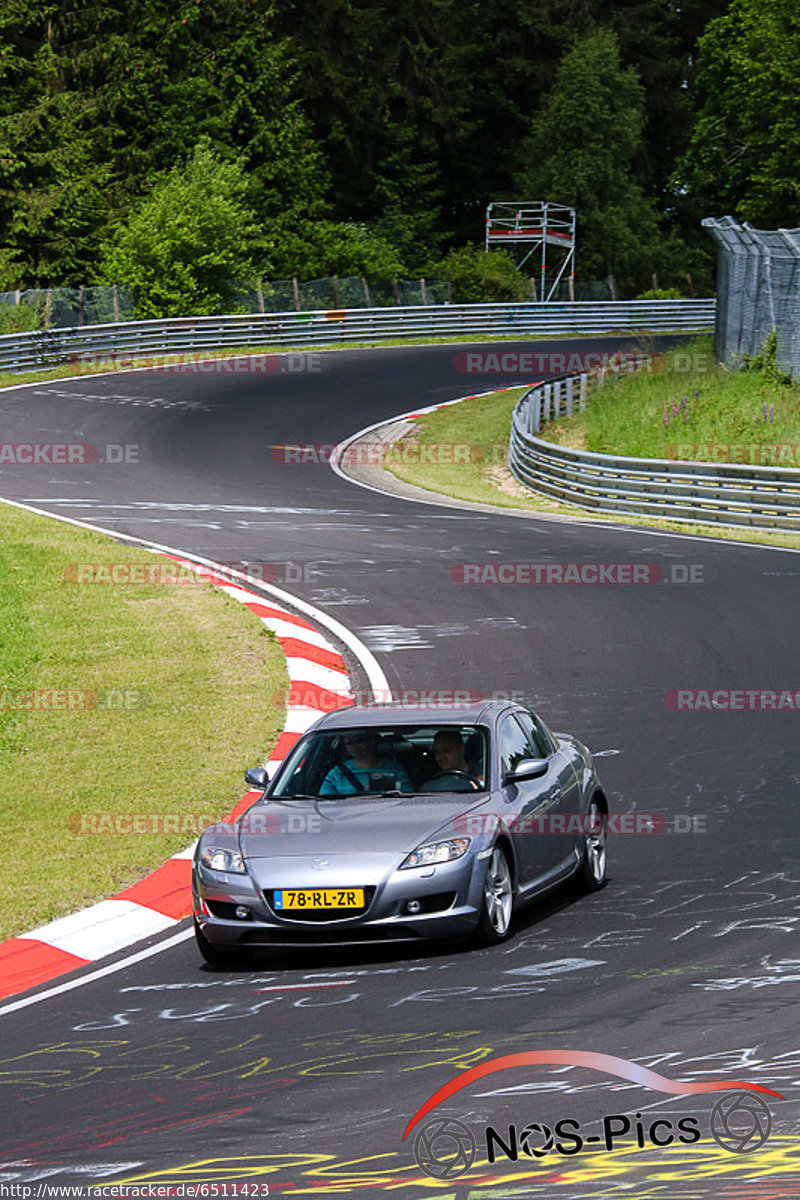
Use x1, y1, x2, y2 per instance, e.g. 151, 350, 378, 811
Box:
543, 383, 552, 422
580, 373, 587, 410
553, 380, 561, 418
528, 389, 542, 434
566, 376, 573, 416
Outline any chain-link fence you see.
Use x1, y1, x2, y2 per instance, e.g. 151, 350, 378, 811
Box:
703, 215, 800, 378
230, 276, 451, 313
0, 285, 135, 331
0, 279, 454, 329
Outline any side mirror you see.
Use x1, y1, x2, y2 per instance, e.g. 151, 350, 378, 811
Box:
503, 757, 549, 785
245, 766, 270, 789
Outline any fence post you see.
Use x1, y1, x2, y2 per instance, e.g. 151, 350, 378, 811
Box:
527, 389, 541, 434
566, 376, 574, 416
553, 380, 561, 418
580, 373, 587, 410
45, 288, 53, 329
361, 277, 371, 307
332, 275, 340, 308
112, 284, 119, 323
543, 383, 552, 422
77, 286, 85, 326
420, 277, 428, 305
393, 282, 400, 305
292, 277, 300, 311
446, 281, 452, 304
14, 289, 20, 306
256, 285, 265, 314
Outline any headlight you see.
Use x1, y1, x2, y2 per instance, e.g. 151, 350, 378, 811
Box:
200, 846, 246, 873
400, 837, 471, 869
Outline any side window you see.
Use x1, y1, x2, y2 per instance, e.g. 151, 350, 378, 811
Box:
499, 714, 533, 779
515, 711, 553, 759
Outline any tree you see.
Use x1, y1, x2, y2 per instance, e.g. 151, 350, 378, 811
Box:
513, 29, 661, 294
674, 0, 800, 228
0, 0, 326, 286
98, 141, 262, 317
432, 245, 528, 302
268, 221, 406, 281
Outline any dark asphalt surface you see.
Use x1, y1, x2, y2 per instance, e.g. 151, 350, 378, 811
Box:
0, 339, 798, 1197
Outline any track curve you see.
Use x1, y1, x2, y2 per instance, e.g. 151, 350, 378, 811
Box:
0, 338, 798, 1197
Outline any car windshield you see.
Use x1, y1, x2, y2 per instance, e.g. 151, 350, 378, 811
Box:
271, 724, 489, 798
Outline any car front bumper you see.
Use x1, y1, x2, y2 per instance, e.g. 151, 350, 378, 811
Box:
193, 850, 488, 945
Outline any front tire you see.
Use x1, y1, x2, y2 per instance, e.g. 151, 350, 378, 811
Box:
576, 799, 607, 891
474, 845, 514, 945
194, 917, 249, 968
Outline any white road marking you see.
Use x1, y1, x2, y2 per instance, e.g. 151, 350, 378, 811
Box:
0, 928, 194, 1017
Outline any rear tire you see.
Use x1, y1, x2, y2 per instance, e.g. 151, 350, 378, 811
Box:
193, 917, 249, 968
474, 845, 514, 945
576, 799, 607, 891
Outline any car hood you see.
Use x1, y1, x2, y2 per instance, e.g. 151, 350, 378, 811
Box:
238, 793, 488, 859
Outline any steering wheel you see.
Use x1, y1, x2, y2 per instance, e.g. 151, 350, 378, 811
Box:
426, 769, 481, 791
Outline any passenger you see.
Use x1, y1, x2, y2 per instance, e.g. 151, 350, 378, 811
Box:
320, 730, 413, 796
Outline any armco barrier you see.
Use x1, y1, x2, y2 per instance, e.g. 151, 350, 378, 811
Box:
0, 300, 715, 373
510, 381, 800, 531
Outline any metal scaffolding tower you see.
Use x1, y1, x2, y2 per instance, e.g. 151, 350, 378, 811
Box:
485, 201, 576, 301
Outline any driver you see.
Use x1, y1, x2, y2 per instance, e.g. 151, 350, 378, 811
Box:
320, 729, 413, 796
421, 729, 482, 791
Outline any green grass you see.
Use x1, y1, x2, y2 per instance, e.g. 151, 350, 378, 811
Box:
578, 335, 800, 462
384, 373, 800, 551
0, 502, 288, 939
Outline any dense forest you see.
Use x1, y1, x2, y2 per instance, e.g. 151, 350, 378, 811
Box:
0, 0, 797, 310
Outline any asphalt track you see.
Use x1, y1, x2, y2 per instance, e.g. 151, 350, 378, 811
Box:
0, 338, 798, 1198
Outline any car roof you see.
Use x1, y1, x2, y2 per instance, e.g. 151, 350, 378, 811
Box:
312, 701, 511, 729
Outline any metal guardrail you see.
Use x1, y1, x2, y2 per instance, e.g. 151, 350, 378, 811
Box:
510, 378, 800, 531
0, 300, 715, 374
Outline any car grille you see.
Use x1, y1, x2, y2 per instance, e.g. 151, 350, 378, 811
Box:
263, 886, 375, 922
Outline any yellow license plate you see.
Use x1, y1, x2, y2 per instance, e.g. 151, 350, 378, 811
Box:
274, 888, 365, 910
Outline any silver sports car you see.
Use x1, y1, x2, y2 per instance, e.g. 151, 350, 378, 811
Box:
192, 701, 607, 964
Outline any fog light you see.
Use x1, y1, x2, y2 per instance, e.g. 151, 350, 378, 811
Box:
235, 905, 250, 920
406, 899, 422, 914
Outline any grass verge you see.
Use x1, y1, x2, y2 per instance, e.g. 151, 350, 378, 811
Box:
576, 335, 800, 463
0, 502, 288, 940
384, 379, 800, 551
